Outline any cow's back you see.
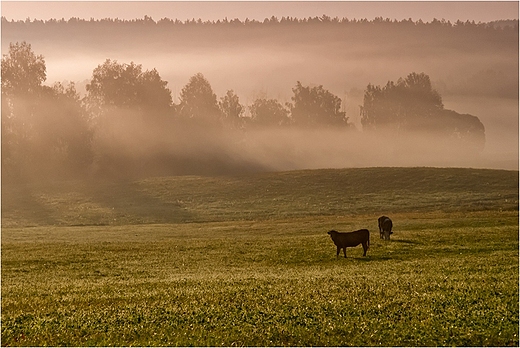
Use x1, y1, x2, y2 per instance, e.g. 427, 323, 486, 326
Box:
382, 218, 392, 231
356, 228, 369, 235
381, 218, 393, 240
378, 216, 388, 230
355, 229, 370, 243
338, 229, 369, 246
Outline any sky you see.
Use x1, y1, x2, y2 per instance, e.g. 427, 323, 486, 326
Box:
1, 1, 518, 23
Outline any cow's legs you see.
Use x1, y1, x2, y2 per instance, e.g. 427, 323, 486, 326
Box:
362, 242, 368, 256
342, 247, 347, 258
336, 246, 341, 258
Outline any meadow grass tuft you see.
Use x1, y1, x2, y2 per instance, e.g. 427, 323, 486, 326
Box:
2, 168, 518, 346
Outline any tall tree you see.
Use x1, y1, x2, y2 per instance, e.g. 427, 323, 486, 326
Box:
1, 42, 92, 180
33, 83, 94, 176
177, 73, 221, 127
360, 72, 485, 151
290, 81, 349, 128
249, 98, 290, 128
395, 72, 443, 130
85, 59, 172, 119
1, 41, 46, 96
219, 89, 245, 130
359, 83, 385, 130
361, 72, 443, 131
84, 60, 174, 178
2, 42, 47, 173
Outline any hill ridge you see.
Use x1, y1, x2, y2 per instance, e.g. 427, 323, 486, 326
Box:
2, 167, 518, 228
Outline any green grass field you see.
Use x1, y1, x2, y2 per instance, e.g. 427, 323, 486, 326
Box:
2, 167, 519, 346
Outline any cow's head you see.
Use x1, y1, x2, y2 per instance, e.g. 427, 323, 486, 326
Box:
327, 230, 337, 235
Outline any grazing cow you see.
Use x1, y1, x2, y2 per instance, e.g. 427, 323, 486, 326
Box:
327, 229, 370, 258
378, 216, 387, 239
378, 216, 393, 240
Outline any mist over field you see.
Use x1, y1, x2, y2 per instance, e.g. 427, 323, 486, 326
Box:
1, 17, 518, 180
91, 121, 496, 178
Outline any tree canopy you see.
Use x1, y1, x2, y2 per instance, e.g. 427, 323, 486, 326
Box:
249, 98, 290, 128
360, 72, 485, 151
290, 81, 350, 128
219, 90, 245, 130
1, 41, 46, 96
1, 42, 92, 180
85, 59, 172, 118
361, 72, 443, 131
177, 73, 221, 126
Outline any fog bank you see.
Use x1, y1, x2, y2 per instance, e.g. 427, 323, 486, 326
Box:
90, 116, 516, 180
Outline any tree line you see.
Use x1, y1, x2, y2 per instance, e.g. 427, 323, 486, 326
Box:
1, 41, 485, 181
3, 15, 516, 54
2, 15, 517, 30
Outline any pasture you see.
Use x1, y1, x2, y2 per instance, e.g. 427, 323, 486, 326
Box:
2, 167, 519, 346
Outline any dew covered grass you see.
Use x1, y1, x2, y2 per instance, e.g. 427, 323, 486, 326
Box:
2, 168, 518, 346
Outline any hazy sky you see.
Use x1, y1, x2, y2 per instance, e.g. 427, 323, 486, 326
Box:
1, 1, 518, 23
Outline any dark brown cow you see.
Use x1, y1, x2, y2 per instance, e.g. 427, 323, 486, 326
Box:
378, 216, 393, 240
327, 229, 370, 258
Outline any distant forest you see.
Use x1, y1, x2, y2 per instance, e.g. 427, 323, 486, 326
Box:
2, 15, 517, 28
3, 16, 517, 50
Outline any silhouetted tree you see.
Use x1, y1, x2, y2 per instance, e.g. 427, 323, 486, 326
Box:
177, 73, 221, 127
397, 72, 444, 130
85, 59, 173, 119
437, 109, 486, 152
361, 72, 443, 131
1, 42, 92, 180
1, 41, 46, 96
34, 83, 93, 176
290, 81, 350, 128
2, 42, 48, 179
249, 98, 290, 128
361, 72, 485, 151
360, 83, 385, 129
219, 89, 245, 130
84, 60, 174, 178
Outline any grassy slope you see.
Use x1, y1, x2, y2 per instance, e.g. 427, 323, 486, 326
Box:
2, 167, 518, 227
2, 167, 519, 346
